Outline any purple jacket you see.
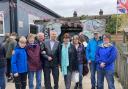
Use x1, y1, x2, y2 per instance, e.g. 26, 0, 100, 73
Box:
26, 43, 42, 71
76, 44, 86, 64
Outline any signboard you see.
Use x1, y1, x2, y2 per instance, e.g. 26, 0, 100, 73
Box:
18, 21, 23, 28
0, 12, 4, 36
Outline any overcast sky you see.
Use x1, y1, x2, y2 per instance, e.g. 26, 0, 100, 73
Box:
36, 0, 117, 17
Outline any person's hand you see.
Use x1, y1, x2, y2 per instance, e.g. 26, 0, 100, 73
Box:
12, 50, 15, 55
48, 56, 53, 61
14, 73, 19, 77
41, 51, 46, 55
88, 60, 91, 64
100, 62, 105, 68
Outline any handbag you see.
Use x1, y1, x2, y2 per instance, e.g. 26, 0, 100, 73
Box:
82, 49, 89, 76
83, 64, 89, 76
71, 71, 79, 83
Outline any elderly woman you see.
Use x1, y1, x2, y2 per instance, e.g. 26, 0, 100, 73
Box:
59, 33, 78, 89
95, 33, 117, 89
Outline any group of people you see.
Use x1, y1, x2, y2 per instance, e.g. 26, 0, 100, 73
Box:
0, 30, 117, 89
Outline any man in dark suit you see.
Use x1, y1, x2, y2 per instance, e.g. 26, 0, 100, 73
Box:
43, 30, 60, 89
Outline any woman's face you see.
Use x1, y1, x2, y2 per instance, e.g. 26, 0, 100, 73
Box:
103, 37, 110, 44
73, 38, 79, 44
63, 38, 70, 43
28, 37, 35, 44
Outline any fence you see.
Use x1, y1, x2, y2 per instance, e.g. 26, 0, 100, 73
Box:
115, 43, 128, 89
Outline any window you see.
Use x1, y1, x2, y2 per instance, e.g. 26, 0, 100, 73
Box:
0, 12, 4, 36
30, 24, 38, 34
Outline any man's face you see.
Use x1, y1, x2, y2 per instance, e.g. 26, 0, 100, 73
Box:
38, 33, 44, 42
94, 33, 99, 39
50, 31, 57, 41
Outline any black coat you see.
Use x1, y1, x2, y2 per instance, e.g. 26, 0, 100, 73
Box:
59, 43, 78, 72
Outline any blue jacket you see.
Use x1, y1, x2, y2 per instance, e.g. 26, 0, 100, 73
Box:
95, 43, 117, 71
11, 46, 28, 74
86, 38, 102, 61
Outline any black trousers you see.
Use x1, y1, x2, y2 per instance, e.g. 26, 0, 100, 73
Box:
14, 72, 27, 89
6, 58, 11, 77
44, 66, 59, 89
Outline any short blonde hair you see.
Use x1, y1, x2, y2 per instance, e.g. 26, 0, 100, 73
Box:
19, 36, 27, 43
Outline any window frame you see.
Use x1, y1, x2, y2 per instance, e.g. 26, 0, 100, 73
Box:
0, 11, 5, 36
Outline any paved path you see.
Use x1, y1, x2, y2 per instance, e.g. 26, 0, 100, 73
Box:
6, 71, 122, 89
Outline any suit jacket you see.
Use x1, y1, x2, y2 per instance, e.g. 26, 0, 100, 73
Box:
43, 40, 60, 67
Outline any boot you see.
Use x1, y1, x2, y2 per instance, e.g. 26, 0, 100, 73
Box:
74, 83, 79, 89
79, 84, 83, 89
15, 83, 21, 89
21, 81, 26, 89
91, 87, 95, 89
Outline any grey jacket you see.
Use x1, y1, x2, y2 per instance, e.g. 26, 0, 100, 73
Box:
42, 40, 60, 67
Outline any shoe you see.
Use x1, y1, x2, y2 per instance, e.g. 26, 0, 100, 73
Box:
91, 87, 95, 89
74, 83, 79, 89
79, 84, 83, 89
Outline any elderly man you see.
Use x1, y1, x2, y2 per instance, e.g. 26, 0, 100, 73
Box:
42, 30, 60, 89
86, 32, 102, 89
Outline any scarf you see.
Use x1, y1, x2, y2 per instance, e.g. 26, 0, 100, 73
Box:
61, 42, 70, 75
28, 42, 37, 48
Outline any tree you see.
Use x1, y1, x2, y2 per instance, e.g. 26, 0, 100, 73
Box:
106, 15, 121, 34
80, 15, 88, 20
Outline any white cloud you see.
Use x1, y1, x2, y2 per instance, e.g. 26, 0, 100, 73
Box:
36, 0, 117, 17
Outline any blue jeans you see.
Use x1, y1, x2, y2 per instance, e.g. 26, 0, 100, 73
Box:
78, 64, 83, 85
28, 70, 42, 89
89, 61, 97, 88
97, 70, 115, 89
64, 71, 72, 89
0, 68, 6, 89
